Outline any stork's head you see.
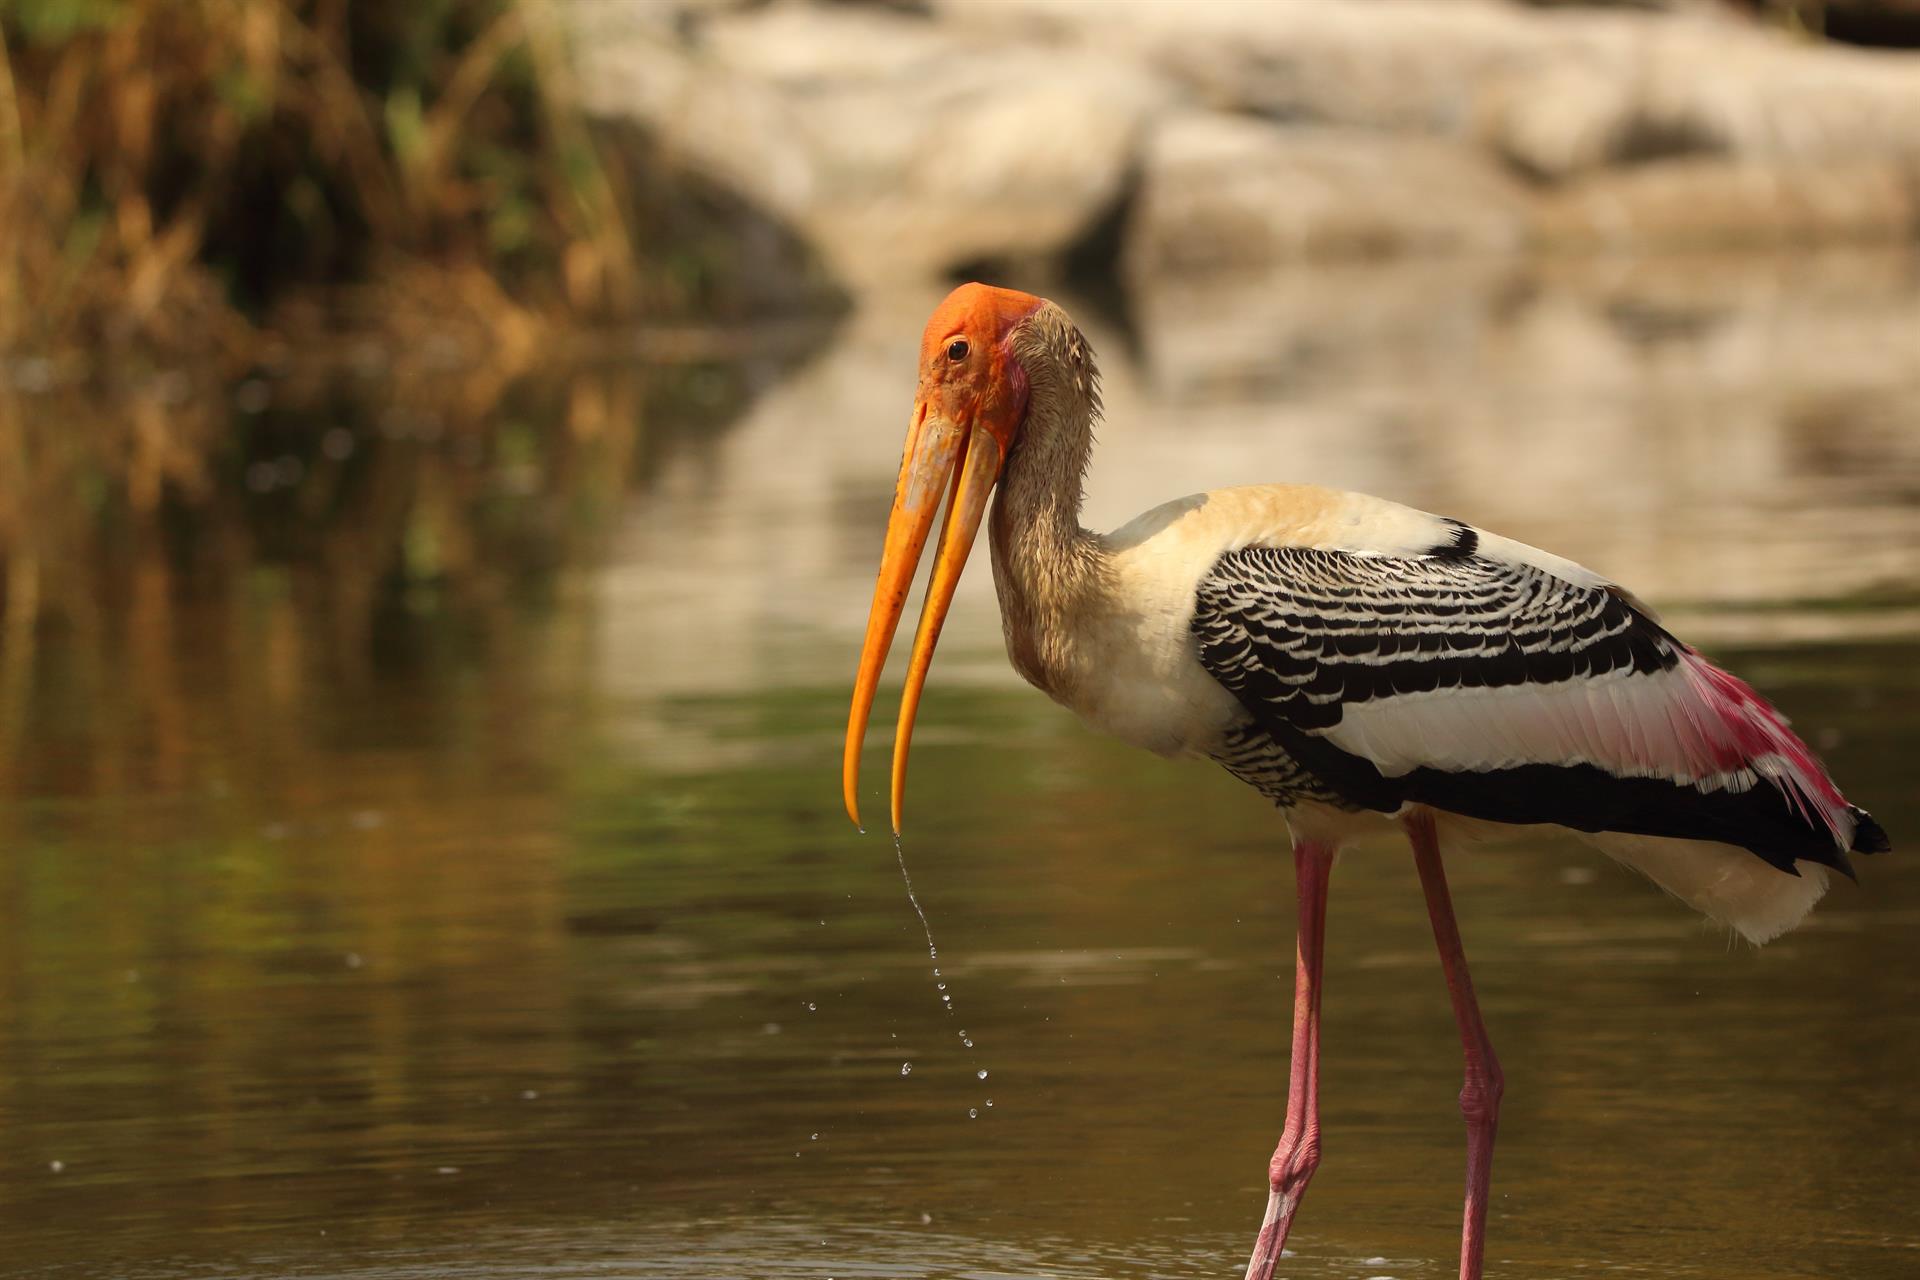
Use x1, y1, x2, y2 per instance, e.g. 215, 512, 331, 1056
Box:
843, 282, 1048, 834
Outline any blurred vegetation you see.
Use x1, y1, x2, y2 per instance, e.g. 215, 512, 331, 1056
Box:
0, 0, 820, 370
0, 349, 800, 744
0, 0, 836, 661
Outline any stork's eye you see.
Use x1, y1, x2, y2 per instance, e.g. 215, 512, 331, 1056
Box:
946, 338, 969, 362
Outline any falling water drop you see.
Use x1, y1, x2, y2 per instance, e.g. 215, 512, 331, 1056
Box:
893, 833, 954, 1017
891, 834, 994, 1089
985, 1099, 993, 1108
968, 1108, 978, 1119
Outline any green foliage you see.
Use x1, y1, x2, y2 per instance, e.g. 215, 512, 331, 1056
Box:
3, 0, 125, 45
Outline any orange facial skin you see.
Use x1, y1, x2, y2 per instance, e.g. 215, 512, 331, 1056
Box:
843, 284, 1047, 833
915, 282, 1043, 457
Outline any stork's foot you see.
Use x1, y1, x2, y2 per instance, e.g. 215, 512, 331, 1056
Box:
1242, 1138, 1320, 1280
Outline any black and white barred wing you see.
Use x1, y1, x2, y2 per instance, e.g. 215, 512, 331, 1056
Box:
1192, 544, 1879, 871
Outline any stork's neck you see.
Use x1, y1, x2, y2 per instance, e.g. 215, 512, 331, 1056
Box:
987, 335, 1107, 699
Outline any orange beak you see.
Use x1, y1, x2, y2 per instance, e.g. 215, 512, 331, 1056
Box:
843, 403, 1005, 835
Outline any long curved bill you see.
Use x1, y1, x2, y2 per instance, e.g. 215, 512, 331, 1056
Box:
843, 413, 1003, 835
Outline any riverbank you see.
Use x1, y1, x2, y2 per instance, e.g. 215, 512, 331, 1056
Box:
7, 0, 1920, 383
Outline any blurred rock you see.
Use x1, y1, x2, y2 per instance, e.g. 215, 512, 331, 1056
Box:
567, 0, 1920, 287
1132, 115, 1920, 275
1471, 14, 1920, 180
950, 0, 1920, 175
941, 0, 1550, 134
1129, 114, 1531, 277
568, 0, 1171, 285
1536, 159, 1920, 250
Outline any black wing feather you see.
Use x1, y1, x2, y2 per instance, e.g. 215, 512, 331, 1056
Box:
1192, 545, 1860, 873
1195, 547, 1674, 732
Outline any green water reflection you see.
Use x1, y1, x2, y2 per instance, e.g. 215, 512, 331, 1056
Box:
2, 257, 1919, 1278
3, 636, 1915, 1279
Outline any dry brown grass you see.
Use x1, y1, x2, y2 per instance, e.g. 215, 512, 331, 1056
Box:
0, 0, 640, 369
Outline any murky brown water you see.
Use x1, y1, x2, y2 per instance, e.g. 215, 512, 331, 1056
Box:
2, 252, 1918, 1278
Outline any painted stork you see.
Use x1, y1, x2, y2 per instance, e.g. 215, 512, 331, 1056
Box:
842, 283, 1889, 1280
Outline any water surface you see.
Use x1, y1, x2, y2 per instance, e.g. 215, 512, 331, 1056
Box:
2, 253, 1918, 1278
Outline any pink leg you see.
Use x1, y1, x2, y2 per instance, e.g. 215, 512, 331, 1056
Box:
1406, 812, 1504, 1280
1243, 839, 1335, 1280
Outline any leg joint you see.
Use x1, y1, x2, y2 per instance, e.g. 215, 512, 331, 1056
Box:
1268, 1129, 1323, 1194
1459, 1071, 1504, 1124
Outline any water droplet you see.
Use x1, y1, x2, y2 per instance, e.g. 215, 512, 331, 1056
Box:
932, 968, 940, 977
900, 1062, 912, 1076
805, 1001, 816, 1011
976, 1069, 988, 1080
520, 1089, 539, 1101
962, 1038, 973, 1048
48, 1160, 64, 1173
940, 994, 951, 1004
985, 1099, 993, 1107
893, 835, 956, 1016
810, 1133, 819, 1141
935, 983, 945, 991
967, 1108, 977, 1119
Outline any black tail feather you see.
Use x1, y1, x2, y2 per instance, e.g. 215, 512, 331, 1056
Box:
1851, 807, 1892, 855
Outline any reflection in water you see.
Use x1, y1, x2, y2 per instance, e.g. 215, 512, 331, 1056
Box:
0, 254, 1917, 1277
1128, 250, 1920, 620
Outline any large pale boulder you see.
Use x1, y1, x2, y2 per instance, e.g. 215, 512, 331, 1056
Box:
567, 0, 1172, 285
939, 0, 1554, 134
1131, 107, 1920, 277
1128, 114, 1533, 277
1473, 18, 1920, 180
566, 0, 1920, 287
944, 0, 1920, 179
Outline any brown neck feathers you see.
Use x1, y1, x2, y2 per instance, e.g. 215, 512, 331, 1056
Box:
987, 304, 1107, 699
